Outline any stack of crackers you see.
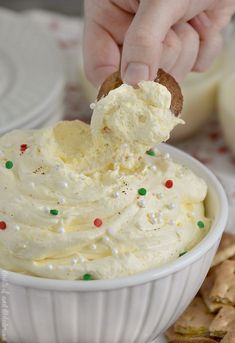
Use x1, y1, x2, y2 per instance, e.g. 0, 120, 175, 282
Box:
165, 232, 235, 343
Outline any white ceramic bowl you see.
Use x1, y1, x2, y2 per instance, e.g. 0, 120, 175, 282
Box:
0, 144, 228, 343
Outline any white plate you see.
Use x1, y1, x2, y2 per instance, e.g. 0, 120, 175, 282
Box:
17, 97, 64, 130
22, 106, 64, 130
0, 9, 64, 134
37, 109, 65, 128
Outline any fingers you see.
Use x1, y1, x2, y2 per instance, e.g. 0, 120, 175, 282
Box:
83, 19, 121, 88
160, 29, 182, 72
205, 0, 235, 29
182, 0, 216, 20
84, 0, 234, 88
190, 12, 223, 72
194, 32, 222, 72
169, 23, 200, 82
183, 1, 234, 73
121, 0, 187, 84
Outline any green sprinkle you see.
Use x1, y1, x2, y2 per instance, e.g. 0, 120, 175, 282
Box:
146, 149, 155, 157
5, 161, 13, 169
83, 273, 93, 281
50, 209, 59, 216
197, 221, 205, 229
138, 188, 147, 196
179, 251, 187, 257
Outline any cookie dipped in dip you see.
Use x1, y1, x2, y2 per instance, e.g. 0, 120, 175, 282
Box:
0, 73, 210, 280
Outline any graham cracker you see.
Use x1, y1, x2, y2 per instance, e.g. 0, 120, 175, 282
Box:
165, 326, 196, 340
174, 297, 214, 336
165, 326, 218, 342
169, 339, 218, 343
200, 275, 222, 313
212, 233, 235, 267
210, 260, 235, 306
209, 306, 235, 338
221, 329, 235, 343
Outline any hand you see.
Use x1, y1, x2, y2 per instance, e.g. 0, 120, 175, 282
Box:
84, 0, 235, 86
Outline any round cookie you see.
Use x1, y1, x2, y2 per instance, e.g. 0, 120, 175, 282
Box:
97, 69, 183, 116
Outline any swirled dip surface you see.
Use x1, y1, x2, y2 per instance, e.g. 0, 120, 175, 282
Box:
0, 81, 210, 280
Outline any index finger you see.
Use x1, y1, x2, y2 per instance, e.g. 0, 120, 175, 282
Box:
83, 19, 120, 88
121, 0, 188, 84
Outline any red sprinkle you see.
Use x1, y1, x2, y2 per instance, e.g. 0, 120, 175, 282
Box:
0, 221, 7, 230
20, 144, 28, 152
208, 132, 220, 141
165, 180, 173, 189
94, 218, 103, 228
198, 158, 212, 165
218, 145, 229, 154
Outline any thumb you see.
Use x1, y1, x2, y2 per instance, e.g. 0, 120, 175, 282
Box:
121, 0, 186, 85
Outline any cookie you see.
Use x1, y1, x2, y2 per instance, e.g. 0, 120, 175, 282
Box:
174, 297, 214, 336
97, 69, 183, 116
169, 339, 218, 343
165, 326, 196, 340
210, 260, 235, 306
212, 233, 235, 267
155, 68, 183, 116
209, 306, 235, 338
200, 275, 223, 313
221, 329, 235, 343
165, 326, 218, 342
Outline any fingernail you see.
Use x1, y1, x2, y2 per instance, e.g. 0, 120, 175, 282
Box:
123, 63, 149, 85
198, 12, 211, 28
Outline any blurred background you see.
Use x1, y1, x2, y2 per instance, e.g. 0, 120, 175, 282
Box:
0, 0, 234, 143
0, 0, 84, 16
